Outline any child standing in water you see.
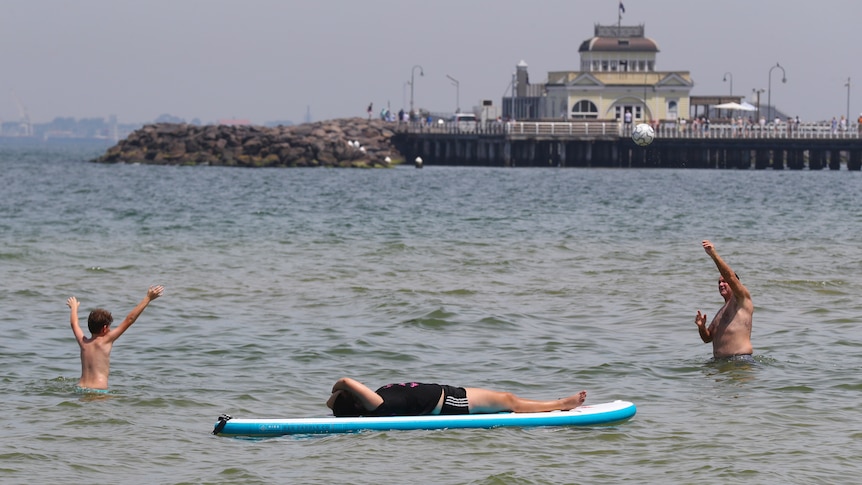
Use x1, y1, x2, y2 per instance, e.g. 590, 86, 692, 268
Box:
66, 285, 164, 392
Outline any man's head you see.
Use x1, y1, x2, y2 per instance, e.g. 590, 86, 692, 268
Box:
717, 273, 740, 300
329, 391, 364, 417
87, 309, 113, 335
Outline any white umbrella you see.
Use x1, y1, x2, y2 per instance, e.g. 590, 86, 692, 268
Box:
713, 102, 745, 110
713, 101, 756, 111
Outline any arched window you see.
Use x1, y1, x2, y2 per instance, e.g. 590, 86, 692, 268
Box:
571, 100, 599, 119
667, 100, 678, 120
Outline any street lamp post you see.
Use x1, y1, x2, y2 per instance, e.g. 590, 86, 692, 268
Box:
846, 77, 851, 124
446, 74, 460, 113
410, 65, 424, 114
643, 71, 650, 122
752, 88, 765, 122
723, 72, 733, 96
768, 62, 787, 122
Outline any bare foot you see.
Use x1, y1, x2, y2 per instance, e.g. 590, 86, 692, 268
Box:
561, 390, 587, 410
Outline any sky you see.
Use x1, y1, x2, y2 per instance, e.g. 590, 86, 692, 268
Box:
2, 0, 860, 125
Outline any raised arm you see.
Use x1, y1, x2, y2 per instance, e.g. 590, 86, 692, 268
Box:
703, 240, 751, 302
67, 296, 85, 346
329, 377, 384, 411
107, 285, 164, 343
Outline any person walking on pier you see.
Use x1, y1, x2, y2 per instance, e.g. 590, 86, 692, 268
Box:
693, 240, 754, 362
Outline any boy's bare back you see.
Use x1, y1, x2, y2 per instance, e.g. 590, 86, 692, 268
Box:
67, 285, 164, 390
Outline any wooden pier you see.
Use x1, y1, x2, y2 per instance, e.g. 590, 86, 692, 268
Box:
392, 121, 862, 170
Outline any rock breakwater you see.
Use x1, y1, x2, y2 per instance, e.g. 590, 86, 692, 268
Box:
92, 118, 403, 168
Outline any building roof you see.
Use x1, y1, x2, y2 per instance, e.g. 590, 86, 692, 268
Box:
546, 71, 691, 87
579, 37, 659, 52
578, 24, 659, 53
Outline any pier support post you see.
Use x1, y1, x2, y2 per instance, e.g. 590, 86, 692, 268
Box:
787, 149, 804, 170
809, 149, 824, 170
754, 149, 770, 169
828, 150, 841, 170
772, 149, 785, 170
848, 149, 862, 170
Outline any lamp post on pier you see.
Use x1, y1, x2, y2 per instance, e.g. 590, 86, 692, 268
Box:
410, 65, 424, 115
752, 88, 765, 122
768, 63, 787, 122
446, 74, 460, 113
723, 72, 733, 96
845, 77, 851, 124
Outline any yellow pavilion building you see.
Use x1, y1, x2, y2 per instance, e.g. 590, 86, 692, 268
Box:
504, 24, 695, 123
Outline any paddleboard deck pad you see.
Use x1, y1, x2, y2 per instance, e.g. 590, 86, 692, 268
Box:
213, 400, 635, 437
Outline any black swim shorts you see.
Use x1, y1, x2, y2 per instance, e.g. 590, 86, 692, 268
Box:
440, 385, 469, 415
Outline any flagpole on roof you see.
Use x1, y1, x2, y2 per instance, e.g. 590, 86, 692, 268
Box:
618, 2, 624, 37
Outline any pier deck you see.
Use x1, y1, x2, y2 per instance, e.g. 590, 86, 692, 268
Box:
393, 121, 862, 169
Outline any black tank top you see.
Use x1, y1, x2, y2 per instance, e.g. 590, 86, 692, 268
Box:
371, 383, 443, 416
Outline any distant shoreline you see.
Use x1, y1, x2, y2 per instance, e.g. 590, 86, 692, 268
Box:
0, 136, 115, 146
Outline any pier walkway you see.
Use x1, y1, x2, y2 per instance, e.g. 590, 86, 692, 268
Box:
393, 121, 862, 169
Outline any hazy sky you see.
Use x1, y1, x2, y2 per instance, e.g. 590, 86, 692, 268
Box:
2, 0, 859, 124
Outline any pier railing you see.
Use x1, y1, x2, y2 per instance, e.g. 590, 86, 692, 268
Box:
395, 120, 861, 140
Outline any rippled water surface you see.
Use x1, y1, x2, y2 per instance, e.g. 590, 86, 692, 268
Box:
1, 141, 861, 484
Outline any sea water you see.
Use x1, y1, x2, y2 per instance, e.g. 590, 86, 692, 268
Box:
1, 140, 861, 484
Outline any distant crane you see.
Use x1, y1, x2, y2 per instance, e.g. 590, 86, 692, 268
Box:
10, 90, 32, 137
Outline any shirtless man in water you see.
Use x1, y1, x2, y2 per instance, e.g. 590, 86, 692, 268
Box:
694, 240, 754, 360
67, 285, 164, 391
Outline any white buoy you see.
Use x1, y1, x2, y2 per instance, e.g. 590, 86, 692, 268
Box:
384, 156, 391, 165
414, 156, 423, 168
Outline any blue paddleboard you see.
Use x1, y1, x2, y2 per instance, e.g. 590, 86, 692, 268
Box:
213, 400, 636, 437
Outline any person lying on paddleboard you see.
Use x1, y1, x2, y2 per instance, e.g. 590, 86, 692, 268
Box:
694, 240, 754, 361
327, 377, 587, 417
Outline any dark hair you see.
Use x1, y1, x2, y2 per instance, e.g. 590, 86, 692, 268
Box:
331, 392, 365, 417
88, 308, 113, 334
